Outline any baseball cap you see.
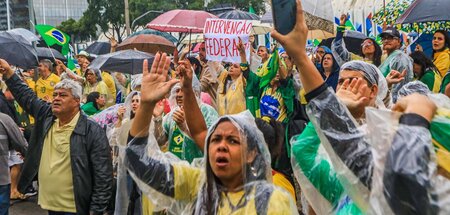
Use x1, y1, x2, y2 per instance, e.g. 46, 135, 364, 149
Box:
380, 27, 401, 39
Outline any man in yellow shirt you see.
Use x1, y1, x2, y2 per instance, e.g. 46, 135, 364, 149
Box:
0, 59, 113, 215
35, 59, 60, 102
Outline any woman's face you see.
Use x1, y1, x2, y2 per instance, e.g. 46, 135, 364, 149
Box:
322, 54, 333, 70
208, 121, 246, 187
228, 63, 242, 77
96, 95, 106, 108
131, 94, 140, 113
86, 71, 97, 85
361, 39, 376, 56
257, 47, 269, 60
433, 32, 446, 51
413, 63, 423, 77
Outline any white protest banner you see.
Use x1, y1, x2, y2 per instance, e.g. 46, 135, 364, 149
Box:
203, 18, 252, 63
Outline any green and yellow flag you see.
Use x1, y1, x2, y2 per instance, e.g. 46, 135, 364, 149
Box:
430, 108, 450, 174
35, 25, 71, 55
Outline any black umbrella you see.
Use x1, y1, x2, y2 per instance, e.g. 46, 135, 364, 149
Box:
89, 50, 155, 75
85, 42, 111, 55
396, 0, 450, 24
218, 9, 260, 20
0, 32, 38, 69
36, 47, 66, 62
319, 30, 367, 57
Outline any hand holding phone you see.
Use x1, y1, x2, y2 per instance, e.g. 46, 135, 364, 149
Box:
271, 0, 297, 35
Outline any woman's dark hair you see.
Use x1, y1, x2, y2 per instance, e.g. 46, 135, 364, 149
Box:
362, 38, 382, 67
433, 30, 450, 54
255, 118, 284, 168
187, 56, 202, 77
410, 51, 438, 79
129, 91, 139, 119
320, 53, 340, 74
86, 91, 100, 110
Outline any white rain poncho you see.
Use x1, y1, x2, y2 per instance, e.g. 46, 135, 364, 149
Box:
378, 49, 414, 103
397, 80, 431, 98
290, 61, 391, 214
124, 111, 298, 214
340, 60, 391, 109
163, 78, 219, 163
303, 75, 450, 214
113, 91, 154, 215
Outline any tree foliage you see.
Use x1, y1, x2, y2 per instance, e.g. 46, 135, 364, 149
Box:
208, 0, 265, 15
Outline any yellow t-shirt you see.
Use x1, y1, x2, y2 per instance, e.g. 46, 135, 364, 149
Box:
38, 112, 80, 213
25, 78, 36, 91
272, 171, 296, 201
101, 71, 117, 107
83, 81, 109, 103
217, 72, 246, 116
172, 165, 294, 214
35, 73, 61, 101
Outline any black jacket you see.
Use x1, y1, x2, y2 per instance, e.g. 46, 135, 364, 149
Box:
5, 74, 113, 214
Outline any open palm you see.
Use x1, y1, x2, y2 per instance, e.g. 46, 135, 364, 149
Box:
140, 53, 178, 104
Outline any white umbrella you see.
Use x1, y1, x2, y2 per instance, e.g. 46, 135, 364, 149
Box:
181, 34, 204, 45
303, 0, 336, 38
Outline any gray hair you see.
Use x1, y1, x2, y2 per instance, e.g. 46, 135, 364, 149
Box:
54, 79, 82, 99
39, 59, 53, 70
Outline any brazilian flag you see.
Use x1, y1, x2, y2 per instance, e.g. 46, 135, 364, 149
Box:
35, 25, 71, 55
430, 108, 450, 174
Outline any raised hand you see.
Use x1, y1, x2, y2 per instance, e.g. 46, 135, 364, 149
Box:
336, 78, 370, 118
140, 53, 179, 104
386, 69, 406, 88
0, 59, 14, 78
153, 99, 165, 117
271, 0, 308, 65
178, 60, 194, 89
117, 106, 126, 121
340, 14, 347, 26
392, 93, 436, 122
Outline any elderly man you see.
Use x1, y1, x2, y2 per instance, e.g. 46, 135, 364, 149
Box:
0, 59, 112, 215
197, 42, 218, 108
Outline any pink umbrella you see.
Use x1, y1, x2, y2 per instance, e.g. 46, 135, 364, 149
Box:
146, 9, 217, 33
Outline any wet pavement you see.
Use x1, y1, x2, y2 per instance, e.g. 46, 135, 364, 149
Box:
10, 196, 46, 215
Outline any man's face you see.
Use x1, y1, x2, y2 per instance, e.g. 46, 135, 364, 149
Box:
338, 70, 378, 106
175, 88, 184, 107
199, 43, 206, 62
52, 88, 80, 116
382, 35, 401, 52
38, 63, 49, 75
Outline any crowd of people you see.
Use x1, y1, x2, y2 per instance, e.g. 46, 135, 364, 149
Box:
0, 0, 449, 214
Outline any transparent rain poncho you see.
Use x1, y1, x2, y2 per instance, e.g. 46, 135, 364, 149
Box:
290, 61, 390, 213
112, 91, 143, 215
397, 80, 431, 98
340, 60, 391, 109
366, 101, 450, 215
163, 77, 219, 163
303, 71, 450, 214
124, 111, 298, 214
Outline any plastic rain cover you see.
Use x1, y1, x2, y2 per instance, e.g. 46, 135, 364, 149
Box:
124, 111, 298, 214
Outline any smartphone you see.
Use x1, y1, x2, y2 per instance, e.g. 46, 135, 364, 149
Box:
271, 0, 297, 35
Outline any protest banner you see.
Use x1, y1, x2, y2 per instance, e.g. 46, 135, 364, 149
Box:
203, 18, 252, 63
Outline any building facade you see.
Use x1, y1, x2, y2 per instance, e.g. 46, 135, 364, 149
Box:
0, 0, 31, 31
33, 0, 88, 26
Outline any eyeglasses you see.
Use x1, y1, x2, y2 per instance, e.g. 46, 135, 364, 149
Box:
361, 41, 374, 47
